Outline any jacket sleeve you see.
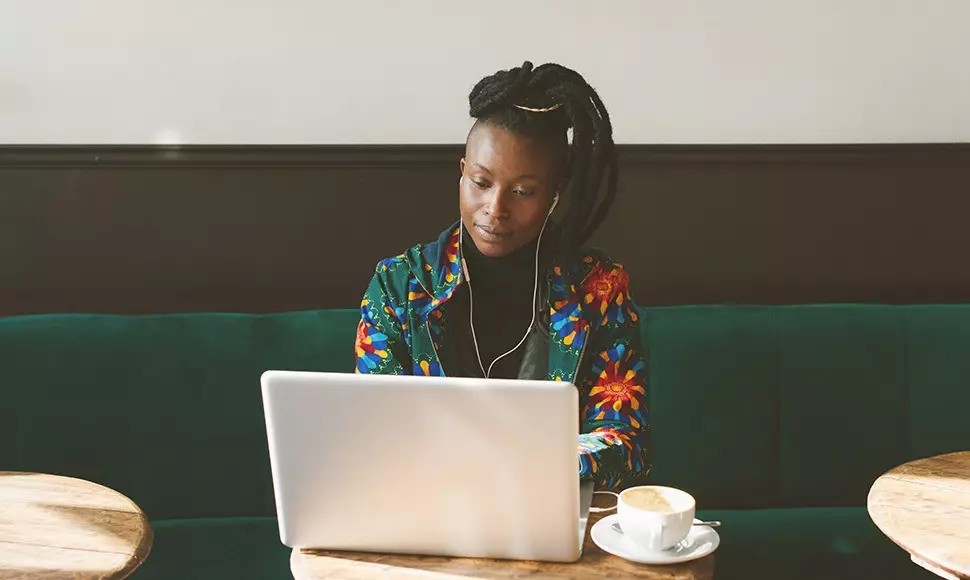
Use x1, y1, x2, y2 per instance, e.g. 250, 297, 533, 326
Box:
576, 263, 650, 488
354, 262, 410, 375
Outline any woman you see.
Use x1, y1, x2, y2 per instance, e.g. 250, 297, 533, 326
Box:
354, 61, 648, 488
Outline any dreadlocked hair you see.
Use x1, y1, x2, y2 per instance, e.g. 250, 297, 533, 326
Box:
468, 61, 618, 250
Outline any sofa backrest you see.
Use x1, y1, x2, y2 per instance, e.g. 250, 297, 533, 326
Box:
645, 304, 970, 509
1, 310, 358, 520
3, 305, 968, 518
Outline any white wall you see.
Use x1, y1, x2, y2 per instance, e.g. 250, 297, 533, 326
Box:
2, 0, 968, 144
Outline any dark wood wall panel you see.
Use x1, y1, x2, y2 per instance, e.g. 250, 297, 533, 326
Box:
1, 145, 968, 316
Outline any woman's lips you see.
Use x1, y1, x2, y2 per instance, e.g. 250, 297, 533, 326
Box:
476, 225, 512, 242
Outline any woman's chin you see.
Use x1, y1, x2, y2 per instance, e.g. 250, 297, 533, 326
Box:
472, 235, 518, 258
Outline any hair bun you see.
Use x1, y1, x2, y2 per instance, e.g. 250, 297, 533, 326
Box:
512, 61, 534, 83
469, 61, 536, 118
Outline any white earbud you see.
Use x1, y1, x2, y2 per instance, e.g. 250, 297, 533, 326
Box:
548, 193, 560, 216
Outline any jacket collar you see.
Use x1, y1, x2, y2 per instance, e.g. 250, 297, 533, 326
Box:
405, 221, 465, 309
406, 220, 586, 314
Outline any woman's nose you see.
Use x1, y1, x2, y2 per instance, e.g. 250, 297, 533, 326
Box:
484, 188, 511, 219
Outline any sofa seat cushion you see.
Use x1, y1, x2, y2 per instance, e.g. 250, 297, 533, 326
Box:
696, 507, 936, 580
134, 517, 291, 580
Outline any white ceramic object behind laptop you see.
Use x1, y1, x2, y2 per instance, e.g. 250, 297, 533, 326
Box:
261, 371, 589, 562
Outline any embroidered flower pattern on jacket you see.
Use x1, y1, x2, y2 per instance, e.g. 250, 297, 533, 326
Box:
415, 358, 444, 377
588, 342, 647, 429
355, 299, 390, 373
550, 266, 587, 349
584, 264, 637, 326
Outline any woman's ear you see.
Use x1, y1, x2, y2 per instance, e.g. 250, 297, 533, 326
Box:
557, 178, 568, 197
459, 157, 466, 177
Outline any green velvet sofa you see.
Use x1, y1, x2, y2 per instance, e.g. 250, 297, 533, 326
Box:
4, 305, 967, 579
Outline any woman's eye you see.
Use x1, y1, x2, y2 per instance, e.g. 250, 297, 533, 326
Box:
514, 189, 534, 197
472, 180, 489, 190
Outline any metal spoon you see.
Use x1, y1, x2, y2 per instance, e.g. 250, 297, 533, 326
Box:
611, 520, 721, 534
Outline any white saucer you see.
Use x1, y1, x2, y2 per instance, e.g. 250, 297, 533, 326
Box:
590, 515, 720, 565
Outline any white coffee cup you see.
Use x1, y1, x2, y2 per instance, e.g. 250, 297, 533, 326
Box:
592, 485, 696, 552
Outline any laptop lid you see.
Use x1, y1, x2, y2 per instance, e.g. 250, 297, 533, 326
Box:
261, 371, 583, 562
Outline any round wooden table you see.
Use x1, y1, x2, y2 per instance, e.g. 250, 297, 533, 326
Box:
290, 502, 714, 580
868, 451, 970, 580
0, 472, 153, 579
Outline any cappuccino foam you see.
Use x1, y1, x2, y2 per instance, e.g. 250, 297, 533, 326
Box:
622, 488, 676, 513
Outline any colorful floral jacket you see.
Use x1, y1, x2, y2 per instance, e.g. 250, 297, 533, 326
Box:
354, 221, 650, 488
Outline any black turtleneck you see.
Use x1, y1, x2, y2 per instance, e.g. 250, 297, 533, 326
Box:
458, 226, 540, 379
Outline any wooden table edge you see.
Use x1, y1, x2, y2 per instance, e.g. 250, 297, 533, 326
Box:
866, 453, 970, 580
117, 511, 154, 578
0, 471, 156, 579
290, 546, 715, 580
912, 555, 963, 580
867, 507, 967, 580
81, 474, 156, 578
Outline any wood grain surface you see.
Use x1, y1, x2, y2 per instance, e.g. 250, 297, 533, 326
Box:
868, 451, 970, 579
290, 504, 714, 579
0, 472, 153, 579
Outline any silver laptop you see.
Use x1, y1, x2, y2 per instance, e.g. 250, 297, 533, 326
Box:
261, 371, 594, 562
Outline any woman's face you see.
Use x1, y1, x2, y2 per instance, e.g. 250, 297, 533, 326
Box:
459, 124, 561, 258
